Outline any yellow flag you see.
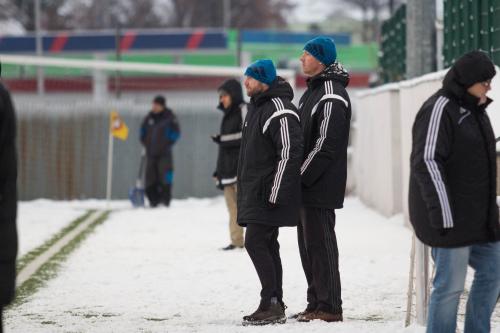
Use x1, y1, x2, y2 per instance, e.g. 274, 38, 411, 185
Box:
110, 110, 129, 141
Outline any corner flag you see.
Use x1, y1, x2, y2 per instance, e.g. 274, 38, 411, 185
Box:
110, 110, 129, 141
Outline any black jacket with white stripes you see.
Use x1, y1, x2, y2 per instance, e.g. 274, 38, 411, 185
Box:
298, 63, 351, 209
237, 78, 303, 227
409, 69, 500, 248
213, 79, 247, 189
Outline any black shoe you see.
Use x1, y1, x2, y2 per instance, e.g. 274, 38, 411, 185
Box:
298, 310, 343, 322
221, 244, 243, 251
242, 302, 286, 326
289, 305, 315, 319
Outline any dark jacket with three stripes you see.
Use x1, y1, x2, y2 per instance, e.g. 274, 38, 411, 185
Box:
237, 78, 303, 227
0, 83, 18, 306
409, 69, 500, 248
213, 79, 247, 189
298, 63, 351, 209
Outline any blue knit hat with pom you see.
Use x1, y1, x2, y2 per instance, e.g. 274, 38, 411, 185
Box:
244, 59, 277, 86
304, 36, 337, 66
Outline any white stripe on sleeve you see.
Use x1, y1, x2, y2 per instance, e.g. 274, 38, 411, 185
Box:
423, 96, 454, 228
301, 101, 332, 174
269, 117, 290, 204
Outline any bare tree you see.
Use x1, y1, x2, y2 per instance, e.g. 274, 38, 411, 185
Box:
339, 0, 404, 42
0, 0, 18, 20
4, 0, 295, 31
164, 0, 295, 29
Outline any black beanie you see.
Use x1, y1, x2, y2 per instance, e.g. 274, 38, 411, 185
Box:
450, 51, 496, 88
153, 95, 166, 106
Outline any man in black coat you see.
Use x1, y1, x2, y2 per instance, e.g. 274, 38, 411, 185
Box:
237, 59, 303, 326
0, 63, 18, 332
212, 79, 247, 250
409, 51, 500, 333
295, 37, 351, 323
140, 95, 180, 207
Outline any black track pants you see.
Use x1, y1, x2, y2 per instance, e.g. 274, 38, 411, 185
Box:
298, 207, 342, 314
245, 224, 283, 307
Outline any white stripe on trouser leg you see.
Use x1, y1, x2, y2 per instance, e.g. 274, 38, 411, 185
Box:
325, 211, 341, 311
270, 118, 290, 203
321, 213, 335, 308
321, 209, 340, 311
301, 102, 332, 174
423, 96, 453, 228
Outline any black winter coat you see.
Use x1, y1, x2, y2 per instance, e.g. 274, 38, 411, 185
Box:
298, 63, 351, 209
237, 78, 303, 227
140, 108, 181, 167
213, 79, 247, 188
409, 68, 500, 248
0, 82, 18, 306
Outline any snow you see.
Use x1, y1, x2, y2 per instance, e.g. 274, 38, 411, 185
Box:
16, 199, 131, 258
0, 19, 25, 35
5, 197, 499, 332
17, 200, 87, 257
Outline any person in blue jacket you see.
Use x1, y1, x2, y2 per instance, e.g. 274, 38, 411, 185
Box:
140, 95, 180, 207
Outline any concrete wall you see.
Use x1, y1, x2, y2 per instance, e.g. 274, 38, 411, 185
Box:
354, 87, 402, 216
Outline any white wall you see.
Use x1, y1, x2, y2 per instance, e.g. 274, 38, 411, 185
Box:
354, 87, 402, 217
354, 66, 500, 220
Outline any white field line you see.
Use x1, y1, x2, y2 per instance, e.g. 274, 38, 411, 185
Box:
16, 210, 106, 287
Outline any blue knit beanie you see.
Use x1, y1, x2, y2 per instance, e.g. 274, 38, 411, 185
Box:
244, 59, 277, 86
304, 36, 337, 66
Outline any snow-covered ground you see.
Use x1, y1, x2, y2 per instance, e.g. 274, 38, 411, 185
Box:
6, 197, 499, 332
17, 200, 131, 257
17, 200, 86, 257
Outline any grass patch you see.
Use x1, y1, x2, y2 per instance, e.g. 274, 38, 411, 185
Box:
362, 314, 384, 322
346, 314, 385, 322
9, 211, 110, 308
16, 211, 94, 273
144, 317, 170, 322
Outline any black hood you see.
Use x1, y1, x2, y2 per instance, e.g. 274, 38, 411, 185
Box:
252, 77, 294, 106
308, 62, 350, 88
442, 51, 496, 110
217, 78, 244, 112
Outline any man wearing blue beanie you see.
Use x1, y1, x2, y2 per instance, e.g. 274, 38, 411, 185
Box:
244, 59, 277, 86
303, 36, 337, 67
237, 59, 303, 326
294, 37, 351, 323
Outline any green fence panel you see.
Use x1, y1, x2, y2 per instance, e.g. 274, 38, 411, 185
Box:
379, 4, 406, 83
444, 0, 500, 67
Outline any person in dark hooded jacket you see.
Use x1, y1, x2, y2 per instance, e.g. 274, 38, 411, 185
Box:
237, 60, 303, 326
0, 62, 18, 332
140, 95, 180, 207
212, 79, 247, 250
294, 37, 351, 323
409, 51, 500, 333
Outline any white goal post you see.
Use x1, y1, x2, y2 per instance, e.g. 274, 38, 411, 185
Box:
0, 54, 297, 98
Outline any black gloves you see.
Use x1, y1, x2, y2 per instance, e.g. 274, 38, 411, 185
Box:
211, 135, 221, 144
